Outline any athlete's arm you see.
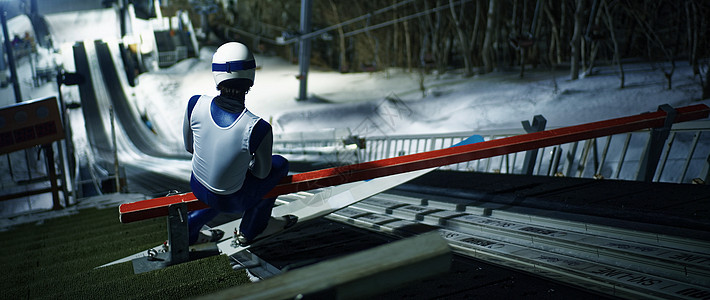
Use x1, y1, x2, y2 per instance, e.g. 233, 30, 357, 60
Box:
183, 96, 200, 154
250, 120, 273, 179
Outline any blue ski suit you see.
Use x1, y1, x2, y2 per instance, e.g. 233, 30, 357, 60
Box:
183, 94, 288, 244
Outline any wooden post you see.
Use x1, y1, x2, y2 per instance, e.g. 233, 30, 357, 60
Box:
43, 144, 62, 210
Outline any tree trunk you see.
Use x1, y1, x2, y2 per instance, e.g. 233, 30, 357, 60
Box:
685, 1, 698, 75
581, 35, 586, 74
450, 0, 473, 76
570, 0, 585, 80
665, 60, 675, 90
417, 0, 439, 72
392, 0, 399, 68
584, 0, 603, 75
530, 0, 543, 69
543, 0, 561, 65
560, 0, 566, 47
365, 21, 382, 71
470, 0, 482, 67
519, 48, 526, 78
404, 20, 412, 72
512, 0, 519, 34
482, 0, 497, 73
418, 14, 430, 71
602, 0, 624, 88
704, 69, 710, 100
328, 0, 347, 72
434, 0, 448, 75
354, 1, 381, 71
442, 32, 453, 74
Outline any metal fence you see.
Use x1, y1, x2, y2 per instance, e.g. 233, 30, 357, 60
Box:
273, 120, 710, 184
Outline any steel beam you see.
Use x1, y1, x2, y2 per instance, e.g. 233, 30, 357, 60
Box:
297, 0, 312, 101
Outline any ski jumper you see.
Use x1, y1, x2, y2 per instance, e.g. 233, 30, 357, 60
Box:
184, 95, 289, 244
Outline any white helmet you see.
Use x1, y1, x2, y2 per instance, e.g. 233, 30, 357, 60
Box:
212, 42, 256, 87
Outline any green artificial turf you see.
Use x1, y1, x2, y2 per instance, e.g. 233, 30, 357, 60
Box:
0, 206, 250, 299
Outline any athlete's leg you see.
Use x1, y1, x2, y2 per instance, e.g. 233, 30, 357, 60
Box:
189, 156, 289, 242
238, 155, 289, 240
187, 174, 220, 244
187, 208, 219, 244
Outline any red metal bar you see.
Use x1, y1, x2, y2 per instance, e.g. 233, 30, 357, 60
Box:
119, 104, 709, 223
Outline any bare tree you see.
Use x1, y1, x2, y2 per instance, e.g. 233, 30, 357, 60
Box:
354, 1, 383, 71
699, 2, 710, 99
449, 0, 473, 76
512, 0, 542, 78
403, 20, 413, 72
543, 0, 562, 65
624, 0, 676, 90
431, 0, 449, 74
482, 0, 498, 73
469, 0, 483, 67
328, 0, 348, 72
685, 1, 698, 74
582, 0, 603, 75
570, 0, 585, 80
222, 0, 707, 89
601, 0, 624, 88
684, 0, 710, 99
416, 0, 440, 72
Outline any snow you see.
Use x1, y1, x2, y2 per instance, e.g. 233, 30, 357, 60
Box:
44, 9, 120, 45
1, 9, 709, 218
144, 49, 708, 139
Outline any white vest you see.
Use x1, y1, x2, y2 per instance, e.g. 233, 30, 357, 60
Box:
190, 95, 261, 194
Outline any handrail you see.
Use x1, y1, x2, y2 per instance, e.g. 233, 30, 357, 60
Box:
281, 117, 710, 183
118, 104, 709, 223
357, 120, 710, 182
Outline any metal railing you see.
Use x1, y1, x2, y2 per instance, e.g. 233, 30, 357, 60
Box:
157, 46, 185, 68
273, 120, 710, 184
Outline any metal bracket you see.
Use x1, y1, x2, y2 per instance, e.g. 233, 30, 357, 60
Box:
167, 202, 190, 264
521, 115, 547, 175
131, 202, 218, 274
637, 104, 677, 182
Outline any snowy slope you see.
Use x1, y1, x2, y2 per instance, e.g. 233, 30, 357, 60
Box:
143, 49, 709, 141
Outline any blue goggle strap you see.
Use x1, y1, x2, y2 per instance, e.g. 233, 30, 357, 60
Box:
212, 60, 256, 73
